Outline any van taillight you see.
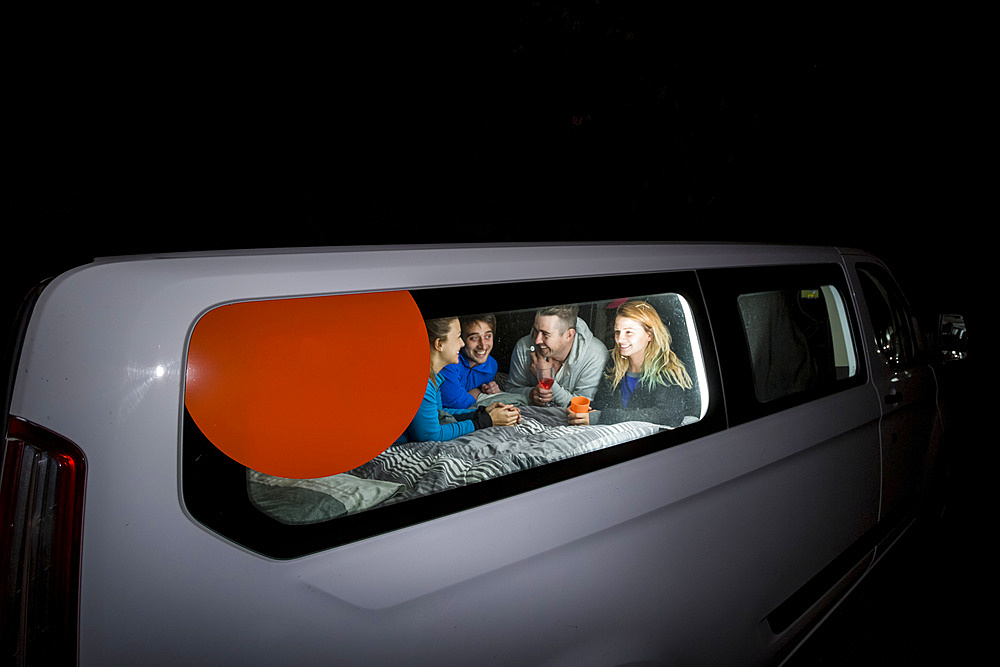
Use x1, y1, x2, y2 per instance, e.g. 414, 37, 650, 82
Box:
1, 417, 86, 665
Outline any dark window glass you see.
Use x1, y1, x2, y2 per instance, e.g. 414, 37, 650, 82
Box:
737, 285, 858, 403
857, 264, 918, 369
699, 263, 866, 426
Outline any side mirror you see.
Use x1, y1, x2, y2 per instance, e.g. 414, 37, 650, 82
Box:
936, 313, 968, 362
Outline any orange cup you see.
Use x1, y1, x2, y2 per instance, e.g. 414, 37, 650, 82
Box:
569, 396, 591, 413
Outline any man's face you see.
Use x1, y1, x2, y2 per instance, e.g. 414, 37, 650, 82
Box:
461, 320, 494, 367
532, 314, 574, 361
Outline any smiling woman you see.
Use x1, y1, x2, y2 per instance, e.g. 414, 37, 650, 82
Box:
567, 299, 697, 428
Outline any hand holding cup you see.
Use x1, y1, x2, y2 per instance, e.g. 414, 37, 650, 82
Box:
566, 396, 592, 426
533, 364, 555, 406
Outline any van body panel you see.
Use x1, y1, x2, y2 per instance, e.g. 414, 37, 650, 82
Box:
72, 389, 880, 665
296, 384, 880, 612
3, 243, 937, 664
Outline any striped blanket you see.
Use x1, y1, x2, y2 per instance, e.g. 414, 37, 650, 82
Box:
248, 406, 661, 525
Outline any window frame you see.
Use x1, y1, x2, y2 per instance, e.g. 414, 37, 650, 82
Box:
699, 263, 867, 427
181, 270, 725, 559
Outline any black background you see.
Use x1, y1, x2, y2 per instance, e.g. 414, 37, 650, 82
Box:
5, 5, 992, 662
7, 9, 987, 323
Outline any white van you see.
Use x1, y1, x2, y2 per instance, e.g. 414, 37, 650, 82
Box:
2, 243, 959, 665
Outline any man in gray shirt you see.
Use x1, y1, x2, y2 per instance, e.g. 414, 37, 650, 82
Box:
508, 305, 609, 408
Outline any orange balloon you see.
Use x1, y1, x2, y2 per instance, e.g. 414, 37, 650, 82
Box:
185, 291, 428, 478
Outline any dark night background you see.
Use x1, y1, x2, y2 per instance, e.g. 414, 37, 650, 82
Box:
5, 5, 992, 663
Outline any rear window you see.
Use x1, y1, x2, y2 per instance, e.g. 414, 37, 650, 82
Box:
182, 272, 720, 558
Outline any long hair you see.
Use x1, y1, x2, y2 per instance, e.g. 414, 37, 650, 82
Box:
607, 300, 692, 391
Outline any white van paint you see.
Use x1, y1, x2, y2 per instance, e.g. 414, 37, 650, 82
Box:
2, 243, 947, 665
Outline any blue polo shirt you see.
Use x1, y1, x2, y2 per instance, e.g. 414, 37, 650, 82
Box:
439, 354, 499, 409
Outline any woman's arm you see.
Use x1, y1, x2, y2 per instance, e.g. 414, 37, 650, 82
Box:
406, 381, 476, 442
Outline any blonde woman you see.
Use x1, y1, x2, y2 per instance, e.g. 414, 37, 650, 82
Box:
566, 300, 696, 428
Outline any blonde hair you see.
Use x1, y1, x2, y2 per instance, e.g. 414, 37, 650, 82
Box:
607, 300, 692, 391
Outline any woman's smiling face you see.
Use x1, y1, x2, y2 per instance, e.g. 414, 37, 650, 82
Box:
614, 316, 652, 362
441, 318, 465, 365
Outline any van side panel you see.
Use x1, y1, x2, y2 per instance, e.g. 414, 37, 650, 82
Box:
72, 391, 880, 665
6, 245, 884, 664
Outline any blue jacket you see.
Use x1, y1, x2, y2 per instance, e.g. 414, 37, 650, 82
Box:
438, 354, 499, 409
397, 374, 478, 443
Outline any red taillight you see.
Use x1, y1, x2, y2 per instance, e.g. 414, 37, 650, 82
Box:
1, 417, 86, 665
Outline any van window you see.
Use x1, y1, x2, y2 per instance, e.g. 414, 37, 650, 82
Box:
699, 263, 865, 426
182, 272, 723, 558
737, 285, 858, 402
856, 263, 921, 368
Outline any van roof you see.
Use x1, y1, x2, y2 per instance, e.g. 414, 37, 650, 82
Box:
88, 241, 869, 265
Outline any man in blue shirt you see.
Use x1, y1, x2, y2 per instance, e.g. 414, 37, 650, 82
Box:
439, 313, 501, 409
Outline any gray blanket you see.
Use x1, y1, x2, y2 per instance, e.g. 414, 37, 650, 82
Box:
248, 406, 661, 525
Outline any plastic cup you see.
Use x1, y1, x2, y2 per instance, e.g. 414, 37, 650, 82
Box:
569, 396, 591, 413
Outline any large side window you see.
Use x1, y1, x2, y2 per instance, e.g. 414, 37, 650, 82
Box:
182, 271, 722, 558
